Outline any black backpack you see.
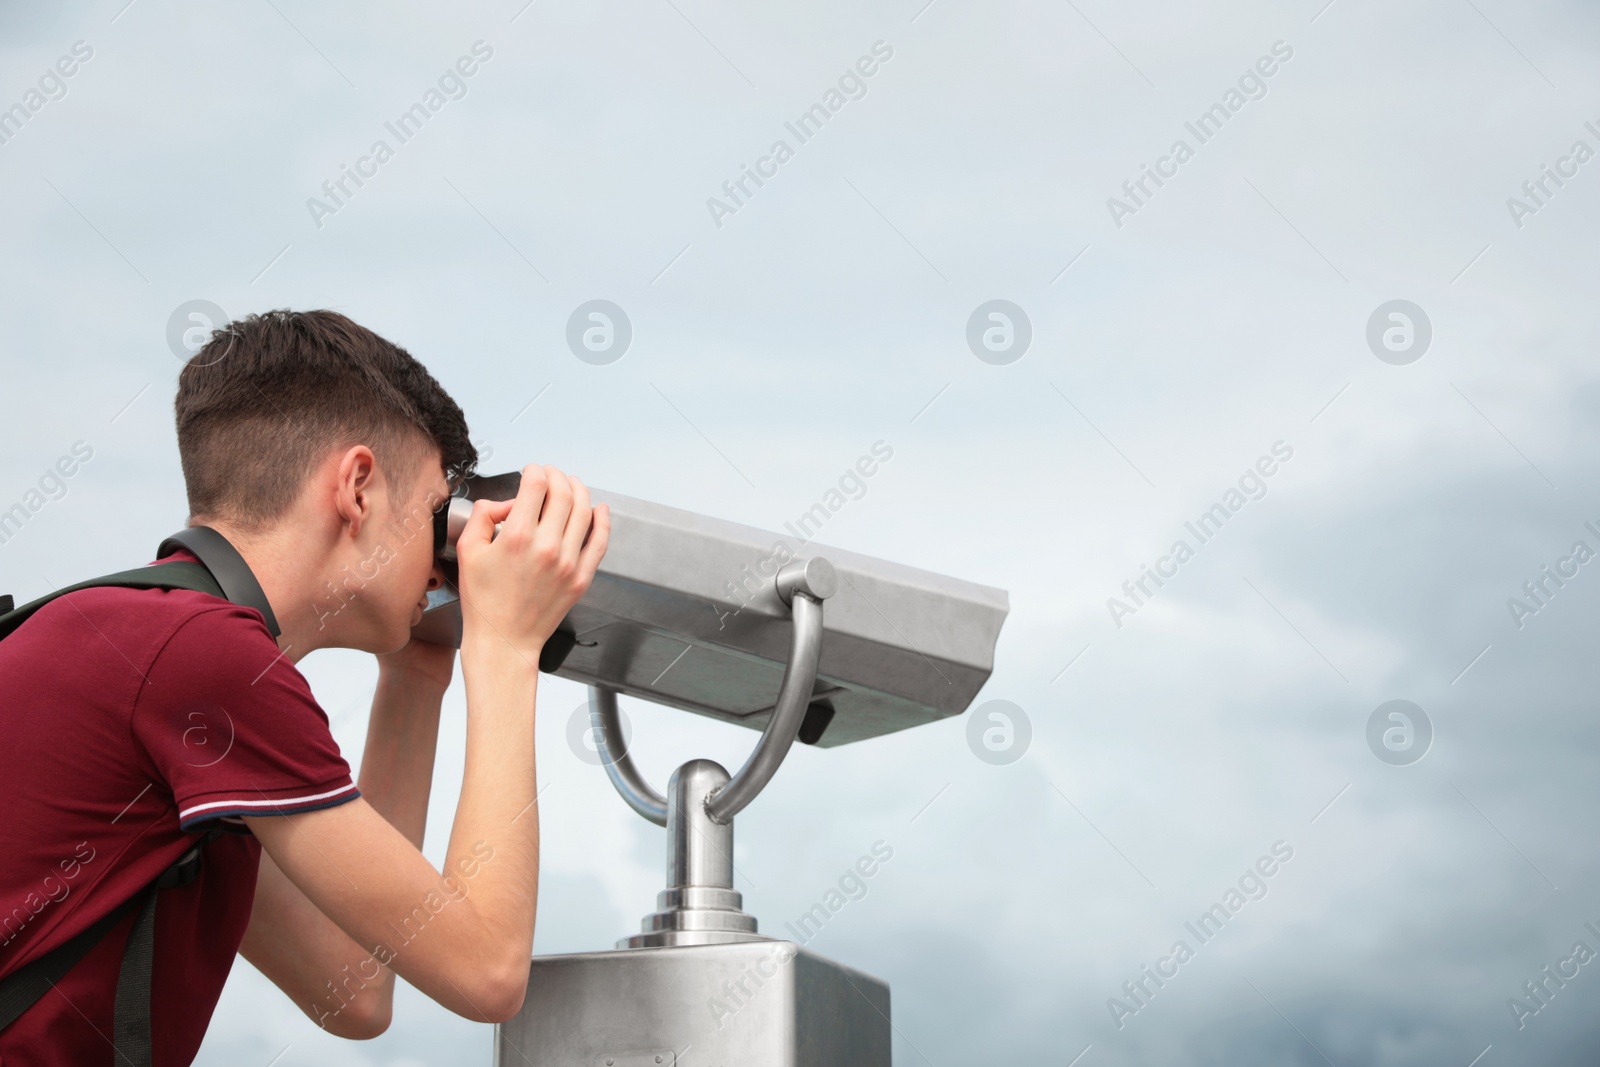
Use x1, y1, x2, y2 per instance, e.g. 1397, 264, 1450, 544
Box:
0, 526, 280, 1064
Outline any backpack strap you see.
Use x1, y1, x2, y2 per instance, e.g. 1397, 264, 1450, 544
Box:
0, 524, 281, 644
0, 562, 223, 643
0, 829, 223, 1060
112, 829, 222, 1065
0, 890, 133, 1031
156, 527, 280, 638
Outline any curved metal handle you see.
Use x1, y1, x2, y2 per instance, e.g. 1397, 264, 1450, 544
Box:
704, 587, 825, 824
589, 686, 669, 826
586, 557, 835, 828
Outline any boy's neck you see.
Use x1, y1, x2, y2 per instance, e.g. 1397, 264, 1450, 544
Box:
196, 517, 334, 663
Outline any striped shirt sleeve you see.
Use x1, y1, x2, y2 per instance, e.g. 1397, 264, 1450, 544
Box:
131, 604, 359, 834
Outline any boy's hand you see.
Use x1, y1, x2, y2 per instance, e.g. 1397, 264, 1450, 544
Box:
455, 464, 610, 656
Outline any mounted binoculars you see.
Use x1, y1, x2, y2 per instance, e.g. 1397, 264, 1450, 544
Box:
422, 471, 1009, 1066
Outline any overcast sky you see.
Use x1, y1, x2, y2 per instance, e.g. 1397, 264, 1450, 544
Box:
4, 0, 1600, 1063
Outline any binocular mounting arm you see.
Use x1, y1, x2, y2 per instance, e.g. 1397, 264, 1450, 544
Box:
588, 687, 667, 825
587, 556, 837, 828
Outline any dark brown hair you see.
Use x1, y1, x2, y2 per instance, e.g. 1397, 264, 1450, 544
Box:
175, 309, 476, 528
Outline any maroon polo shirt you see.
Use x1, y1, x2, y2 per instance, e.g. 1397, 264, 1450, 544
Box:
0, 549, 359, 1065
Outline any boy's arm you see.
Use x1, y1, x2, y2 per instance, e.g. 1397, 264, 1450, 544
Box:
238, 641, 452, 1038
243, 466, 607, 1026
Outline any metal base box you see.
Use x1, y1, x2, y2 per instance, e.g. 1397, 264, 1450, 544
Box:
494, 941, 891, 1067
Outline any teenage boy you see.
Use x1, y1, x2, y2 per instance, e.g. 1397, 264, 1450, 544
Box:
0, 309, 609, 1064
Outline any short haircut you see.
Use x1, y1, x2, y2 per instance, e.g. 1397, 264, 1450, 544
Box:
175, 309, 477, 529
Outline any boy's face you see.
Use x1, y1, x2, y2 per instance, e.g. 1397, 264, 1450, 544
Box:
341, 448, 451, 654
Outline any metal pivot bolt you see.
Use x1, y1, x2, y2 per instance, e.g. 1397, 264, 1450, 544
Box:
586, 557, 835, 948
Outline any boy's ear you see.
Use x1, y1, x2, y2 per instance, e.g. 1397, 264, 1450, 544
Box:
333, 445, 380, 537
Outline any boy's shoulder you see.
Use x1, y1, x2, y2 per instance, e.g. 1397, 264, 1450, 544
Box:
1, 548, 284, 706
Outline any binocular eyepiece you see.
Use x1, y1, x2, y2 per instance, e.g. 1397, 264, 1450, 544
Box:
431, 494, 476, 563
